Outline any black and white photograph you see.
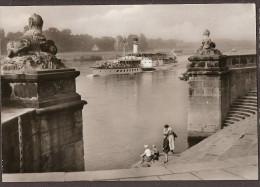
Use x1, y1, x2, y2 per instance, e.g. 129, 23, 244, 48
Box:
0, 3, 258, 182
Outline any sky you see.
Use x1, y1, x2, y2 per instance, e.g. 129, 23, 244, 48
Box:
0, 4, 256, 42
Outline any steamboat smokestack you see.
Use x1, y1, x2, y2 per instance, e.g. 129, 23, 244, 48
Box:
133, 38, 138, 54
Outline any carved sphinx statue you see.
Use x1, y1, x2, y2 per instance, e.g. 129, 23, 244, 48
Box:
196, 29, 221, 56
7, 14, 57, 57
2, 14, 65, 73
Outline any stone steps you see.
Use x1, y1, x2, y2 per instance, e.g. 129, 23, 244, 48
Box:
223, 89, 257, 127
233, 102, 257, 107
226, 117, 240, 121
240, 96, 257, 100
247, 89, 257, 94
224, 120, 235, 124
230, 105, 257, 111
247, 92, 257, 96
229, 108, 256, 114
235, 99, 257, 104
228, 111, 252, 117
223, 123, 230, 127
228, 114, 246, 120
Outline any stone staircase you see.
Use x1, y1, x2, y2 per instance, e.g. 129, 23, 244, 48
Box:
223, 89, 257, 127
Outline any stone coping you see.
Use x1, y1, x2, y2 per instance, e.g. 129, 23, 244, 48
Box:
188, 54, 256, 61
36, 100, 87, 114
228, 66, 257, 70
188, 55, 227, 61
2, 68, 76, 75
2, 156, 258, 182
226, 54, 256, 58
1, 100, 87, 124
1, 69, 80, 82
1, 107, 35, 124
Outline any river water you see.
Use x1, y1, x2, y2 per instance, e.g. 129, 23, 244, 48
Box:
66, 55, 190, 171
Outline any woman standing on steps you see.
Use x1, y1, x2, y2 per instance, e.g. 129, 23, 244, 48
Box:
163, 134, 170, 163
163, 124, 177, 154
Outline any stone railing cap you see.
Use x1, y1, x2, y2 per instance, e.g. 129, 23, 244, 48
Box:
188, 55, 227, 61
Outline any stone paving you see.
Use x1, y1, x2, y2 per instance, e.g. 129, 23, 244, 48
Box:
170, 115, 258, 164
2, 155, 258, 181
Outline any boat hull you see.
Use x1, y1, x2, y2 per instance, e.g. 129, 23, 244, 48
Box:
92, 63, 177, 76
92, 67, 142, 76
154, 63, 177, 71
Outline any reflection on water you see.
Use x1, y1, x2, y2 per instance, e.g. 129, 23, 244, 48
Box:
71, 55, 190, 171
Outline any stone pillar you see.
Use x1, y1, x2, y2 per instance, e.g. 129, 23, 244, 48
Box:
1, 13, 87, 173
1, 69, 87, 173
187, 55, 228, 138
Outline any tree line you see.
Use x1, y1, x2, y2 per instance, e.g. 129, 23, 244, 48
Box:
0, 27, 180, 54
0, 27, 254, 55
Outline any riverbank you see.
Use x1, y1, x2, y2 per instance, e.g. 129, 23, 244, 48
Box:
3, 112, 257, 181
131, 113, 258, 169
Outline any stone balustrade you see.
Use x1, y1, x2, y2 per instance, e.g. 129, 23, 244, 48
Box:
187, 54, 256, 72
226, 54, 256, 69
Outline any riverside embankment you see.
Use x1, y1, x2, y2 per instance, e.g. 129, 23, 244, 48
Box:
3, 112, 258, 181
130, 111, 258, 167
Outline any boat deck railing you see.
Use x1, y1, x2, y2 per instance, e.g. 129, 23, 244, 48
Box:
94, 65, 140, 69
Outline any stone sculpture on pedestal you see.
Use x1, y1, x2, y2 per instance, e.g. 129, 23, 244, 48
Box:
179, 29, 225, 81
196, 29, 222, 56
2, 13, 65, 73
1, 14, 86, 173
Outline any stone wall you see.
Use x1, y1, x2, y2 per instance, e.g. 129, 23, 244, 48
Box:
2, 117, 21, 173
228, 68, 257, 104
187, 54, 256, 138
2, 101, 86, 173
220, 73, 230, 125
36, 102, 85, 172
188, 75, 222, 137
226, 55, 257, 104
